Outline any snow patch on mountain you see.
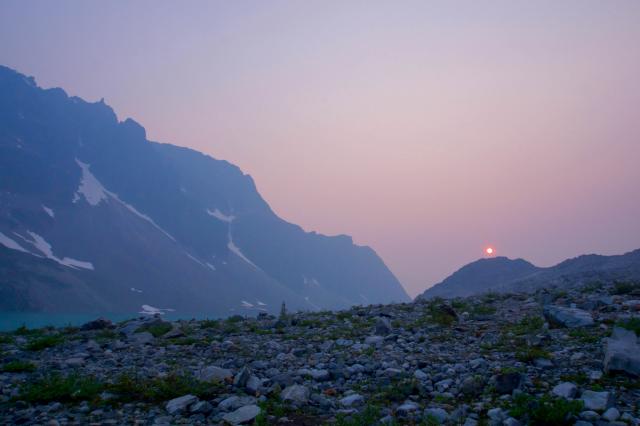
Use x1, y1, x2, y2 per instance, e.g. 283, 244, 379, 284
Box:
139, 304, 174, 315
207, 208, 235, 223
42, 205, 54, 218
303, 276, 321, 287
186, 253, 206, 268
115, 197, 176, 242
241, 300, 254, 308
131, 287, 143, 293
304, 296, 320, 310
227, 231, 258, 268
15, 231, 94, 270
0, 231, 30, 253
74, 159, 109, 206
74, 159, 176, 242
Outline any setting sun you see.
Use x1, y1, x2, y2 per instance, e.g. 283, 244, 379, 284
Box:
485, 247, 494, 255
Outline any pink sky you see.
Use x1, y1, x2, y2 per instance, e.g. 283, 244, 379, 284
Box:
2, 1, 640, 296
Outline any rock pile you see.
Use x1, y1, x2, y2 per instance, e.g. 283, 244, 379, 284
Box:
1, 281, 639, 425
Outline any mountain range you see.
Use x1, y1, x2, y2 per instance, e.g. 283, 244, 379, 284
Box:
0, 65, 410, 316
419, 249, 640, 299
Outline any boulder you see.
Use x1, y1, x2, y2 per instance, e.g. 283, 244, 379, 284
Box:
281, 385, 310, 404
604, 327, 640, 377
197, 365, 233, 382
494, 372, 522, 394
424, 407, 449, 423
602, 407, 620, 422
165, 394, 198, 415
222, 404, 261, 425
580, 390, 613, 411
543, 306, 594, 328
233, 367, 252, 388
190, 401, 212, 414
375, 318, 392, 335
218, 396, 257, 412
551, 382, 578, 399
396, 401, 420, 416
339, 394, 364, 407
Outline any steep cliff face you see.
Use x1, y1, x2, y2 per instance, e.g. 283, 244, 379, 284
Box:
0, 65, 410, 315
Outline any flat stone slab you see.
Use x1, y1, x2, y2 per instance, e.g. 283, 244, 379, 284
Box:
543, 305, 594, 328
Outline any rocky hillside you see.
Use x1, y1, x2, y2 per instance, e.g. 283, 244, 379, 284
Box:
0, 65, 409, 316
419, 250, 640, 300
1, 280, 639, 425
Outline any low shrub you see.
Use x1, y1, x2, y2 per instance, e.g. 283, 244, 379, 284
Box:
20, 373, 103, 403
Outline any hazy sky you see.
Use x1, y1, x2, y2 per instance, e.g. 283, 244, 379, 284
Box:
2, 1, 640, 296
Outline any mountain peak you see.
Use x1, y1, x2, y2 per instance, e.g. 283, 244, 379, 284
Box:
0, 65, 410, 315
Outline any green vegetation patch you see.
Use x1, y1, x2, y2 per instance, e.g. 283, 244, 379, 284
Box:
509, 393, 583, 425
25, 334, 64, 351
20, 373, 104, 403
135, 322, 172, 338
1, 360, 36, 373
616, 317, 640, 335
611, 280, 640, 295
515, 347, 551, 363
109, 370, 223, 403
334, 405, 382, 426
13, 325, 46, 337
0, 334, 15, 344
505, 315, 545, 336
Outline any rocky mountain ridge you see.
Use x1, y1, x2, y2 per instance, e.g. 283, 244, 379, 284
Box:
419, 250, 640, 300
0, 65, 409, 316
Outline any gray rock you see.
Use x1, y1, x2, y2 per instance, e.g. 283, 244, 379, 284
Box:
551, 382, 578, 399
580, 390, 612, 411
503, 418, 521, 426
602, 407, 620, 422
375, 317, 392, 335
365, 335, 384, 346
65, 357, 85, 367
165, 394, 198, 415
299, 368, 330, 381
580, 410, 600, 421
233, 367, 252, 388
162, 327, 184, 339
246, 375, 261, 394
487, 407, 506, 422
424, 407, 449, 423
190, 400, 212, 414
218, 396, 257, 412
339, 394, 364, 407
604, 327, 640, 377
222, 404, 261, 425
494, 372, 522, 394
197, 365, 233, 382
130, 332, 154, 345
461, 375, 484, 396
396, 401, 420, 416
281, 385, 310, 404
414, 369, 429, 381
543, 305, 594, 328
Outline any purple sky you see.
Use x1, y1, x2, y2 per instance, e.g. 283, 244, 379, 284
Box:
2, 1, 640, 296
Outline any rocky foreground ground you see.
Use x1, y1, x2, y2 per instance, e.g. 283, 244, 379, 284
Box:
1, 281, 639, 426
